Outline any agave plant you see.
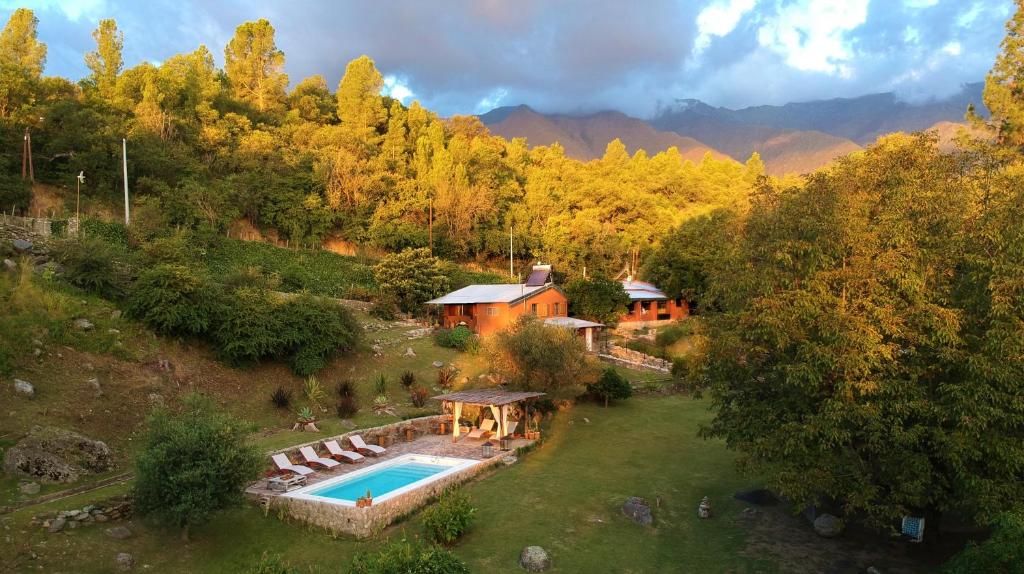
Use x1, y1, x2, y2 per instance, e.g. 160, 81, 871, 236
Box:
296, 406, 316, 422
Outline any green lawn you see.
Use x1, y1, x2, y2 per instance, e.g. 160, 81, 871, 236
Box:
0, 396, 772, 573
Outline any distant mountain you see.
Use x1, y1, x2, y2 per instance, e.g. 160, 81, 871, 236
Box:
479, 105, 730, 163
479, 84, 986, 176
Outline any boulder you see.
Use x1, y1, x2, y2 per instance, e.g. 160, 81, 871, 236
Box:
518, 546, 551, 572
11, 239, 32, 252
3, 426, 114, 483
403, 347, 416, 357
105, 526, 132, 540
110, 310, 122, 320
813, 513, 844, 538
88, 377, 103, 397
432, 361, 444, 368
116, 552, 134, 571
622, 496, 653, 525
733, 488, 778, 506
18, 481, 40, 495
13, 379, 34, 398
72, 318, 94, 331
47, 517, 66, 533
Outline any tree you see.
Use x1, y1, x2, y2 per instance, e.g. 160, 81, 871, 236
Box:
564, 276, 630, 325
490, 315, 591, 391
224, 19, 287, 113
0, 8, 46, 78
943, 509, 1024, 573
372, 247, 451, 313
85, 19, 123, 98
134, 393, 262, 541
336, 55, 386, 144
587, 367, 632, 407
642, 209, 740, 306
972, 1, 1024, 148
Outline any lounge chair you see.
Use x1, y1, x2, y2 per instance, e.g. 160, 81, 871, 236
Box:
504, 421, 519, 437
466, 419, 495, 440
272, 453, 314, 476
299, 446, 340, 469
349, 434, 386, 456
324, 440, 365, 464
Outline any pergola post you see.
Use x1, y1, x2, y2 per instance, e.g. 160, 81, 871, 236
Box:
452, 401, 463, 442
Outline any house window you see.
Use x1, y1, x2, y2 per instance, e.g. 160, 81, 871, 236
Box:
657, 300, 668, 310
530, 303, 538, 315
486, 306, 498, 317
553, 302, 561, 315
641, 302, 650, 314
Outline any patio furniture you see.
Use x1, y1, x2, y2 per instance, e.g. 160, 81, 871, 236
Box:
271, 453, 314, 476
268, 474, 306, 492
299, 446, 340, 469
466, 419, 495, 440
349, 434, 386, 456
323, 440, 364, 463
504, 421, 519, 437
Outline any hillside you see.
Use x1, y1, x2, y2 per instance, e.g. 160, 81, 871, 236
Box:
480, 105, 731, 162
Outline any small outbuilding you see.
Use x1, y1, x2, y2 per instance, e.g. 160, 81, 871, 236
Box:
544, 316, 604, 352
433, 389, 545, 442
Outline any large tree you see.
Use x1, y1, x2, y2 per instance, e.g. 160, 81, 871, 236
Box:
564, 276, 630, 325
224, 19, 287, 113
372, 247, 451, 313
336, 55, 386, 145
972, 0, 1024, 148
490, 315, 592, 391
85, 19, 123, 98
0, 8, 46, 78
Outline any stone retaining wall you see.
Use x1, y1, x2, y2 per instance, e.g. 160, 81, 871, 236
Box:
599, 344, 672, 373
275, 454, 506, 538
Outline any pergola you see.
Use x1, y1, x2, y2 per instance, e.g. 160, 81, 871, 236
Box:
433, 389, 545, 442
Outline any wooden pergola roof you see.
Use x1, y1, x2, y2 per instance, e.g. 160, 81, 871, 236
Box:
432, 389, 545, 406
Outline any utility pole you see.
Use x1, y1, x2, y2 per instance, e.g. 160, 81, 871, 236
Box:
122, 138, 130, 225
509, 224, 514, 278
76, 171, 84, 221
22, 128, 34, 182
428, 197, 433, 255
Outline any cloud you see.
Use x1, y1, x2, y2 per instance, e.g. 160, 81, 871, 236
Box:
0, 0, 1012, 117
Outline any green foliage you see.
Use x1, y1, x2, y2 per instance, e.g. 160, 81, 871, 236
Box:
0, 171, 30, 212
349, 539, 470, 574
373, 248, 451, 314
436, 365, 458, 390
269, 387, 291, 409
654, 322, 693, 347
490, 315, 592, 391
369, 293, 399, 320
81, 218, 131, 249
54, 237, 131, 299
564, 276, 630, 325
409, 385, 429, 408
433, 325, 474, 350
399, 371, 416, 389
336, 395, 359, 418
134, 393, 262, 538
247, 553, 303, 574
586, 367, 633, 407
373, 372, 388, 397
943, 510, 1024, 574
973, 3, 1024, 148
643, 210, 739, 306
421, 488, 476, 545
125, 264, 211, 335
302, 375, 326, 408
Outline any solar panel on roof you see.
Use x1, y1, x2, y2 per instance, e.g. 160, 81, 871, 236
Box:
525, 269, 550, 286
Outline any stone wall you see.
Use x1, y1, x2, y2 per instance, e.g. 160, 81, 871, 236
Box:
32, 495, 132, 533
274, 453, 506, 538
599, 344, 672, 373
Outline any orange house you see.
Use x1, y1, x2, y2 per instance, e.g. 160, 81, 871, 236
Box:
618, 279, 689, 326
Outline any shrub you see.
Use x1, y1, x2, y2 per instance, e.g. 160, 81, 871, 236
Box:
943, 509, 1024, 573
134, 393, 262, 541
248, 553, 301, 574
141, 234, 195, 266
336, 379, 356, 399
410, 385, 430, 408
209, 287, 284, 365
337, 395, 360, 418
125, 264, 212, 335
350, 539, 470, 574
370, 293, 400, 320
399, 371, 416, 389
0, 171, 30, 213
54, 237, 130, 299
269, 387, 292, 409
490, 315, 591, 391
421, 488, 476, 545
434, 325, 475, 351
372, 247, 451, 314
437, 365, 458, 390
277, 294, 361, 376
373, 372, 388, 396
303, 375, 326, 409
587, 368, 633, 407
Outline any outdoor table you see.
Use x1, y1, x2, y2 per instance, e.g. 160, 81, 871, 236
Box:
267, 474, 306, 492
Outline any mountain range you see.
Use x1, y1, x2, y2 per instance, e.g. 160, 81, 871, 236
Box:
479, 83, 986, 175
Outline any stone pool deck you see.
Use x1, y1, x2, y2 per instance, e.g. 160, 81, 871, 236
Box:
247, 419, 535, 538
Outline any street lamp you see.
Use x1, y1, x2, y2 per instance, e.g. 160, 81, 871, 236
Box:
76, 171, 85, 221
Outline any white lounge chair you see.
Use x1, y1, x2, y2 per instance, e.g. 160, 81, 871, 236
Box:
299, 446, 340, 469
466, 419, 495, 439
324, 440, 365, 464
349, 434, 386, 456
272, 453, 314, 476
504, 421, 519, 437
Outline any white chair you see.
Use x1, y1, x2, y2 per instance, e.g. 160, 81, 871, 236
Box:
271, 453, 314, 476
466, 419, 495, 439
324, 440, 365, 463
299, 446, 340, 469
349, 434, 386, 456
503, 421, 519, 437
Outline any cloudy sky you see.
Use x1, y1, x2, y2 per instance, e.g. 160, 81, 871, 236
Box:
1, 0, 1012, 117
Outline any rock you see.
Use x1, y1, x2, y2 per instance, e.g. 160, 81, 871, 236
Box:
32, 348, 41, 357
3, 426, 114, 483
88, 377, 103, 397
813, 513, 844, 538
698, 496, 713, 519
116, 552, 134, 570
105, 526, 132, 540
47, 517, 65, 533
72, 318, 94, 331
866, 567, 883, 574
403, 347, 416, 357
502, 455, 518, 466
12, 239, 32, 252
518, 546, 551, 572
432, 361, 444, 368
13, 379, 34, 398
95, 514, 109, 522
107, 328, 120, 335
2, 258, 15, 272
18, 481, 40, 495
622, 496, 653, 525
110, 310, 122, 320
733, 488, 778, 506
371, 343, 384, 356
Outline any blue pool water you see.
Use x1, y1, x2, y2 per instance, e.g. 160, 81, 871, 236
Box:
310, 462, 448, 501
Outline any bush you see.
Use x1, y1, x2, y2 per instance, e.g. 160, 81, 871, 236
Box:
0, 172, 30, 213
209, 287, 284, 365
373, 373, 388, 396
269, 387, 292, 409
54, 237, 130, 299
399, 371, 416, 389
350, 539, 469, 574
437, 365, 458, 390
564, 276, 631, 325
248, 553, 301, 574
278, 295, 361, 376
370, 293, 400, 320
372, 247, 451, 314
490, 315, 591, 391
654, 322, 693, 347
125, 264, 212, 335
134, 393, 262, 541
943, 509, 1024, 573
434, 325, 475, 351
337, 395, 359, 418
421, 488, 476, 545
336, 379, 356, 399
410, 385, 429, 408
586, 368, 633, 407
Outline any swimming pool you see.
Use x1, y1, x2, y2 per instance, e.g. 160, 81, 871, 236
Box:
284, 454, 479, 506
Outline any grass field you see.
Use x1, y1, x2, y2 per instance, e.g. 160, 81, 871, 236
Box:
1, 396, 771, 573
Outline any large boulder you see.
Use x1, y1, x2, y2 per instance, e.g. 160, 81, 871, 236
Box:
13, 378, 34, 398
622, 496, 653, 525
3, 426, 114, 483
813, 513, 844, 538
518, 546, 551, 572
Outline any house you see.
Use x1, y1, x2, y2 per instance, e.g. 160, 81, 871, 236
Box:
618, 278, 689, 327
427, 265, 569, 336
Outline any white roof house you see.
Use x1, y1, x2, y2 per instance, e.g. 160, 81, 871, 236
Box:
621, 279, 670, 301
426, 284, 551, 305
543, 317, 604, 329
